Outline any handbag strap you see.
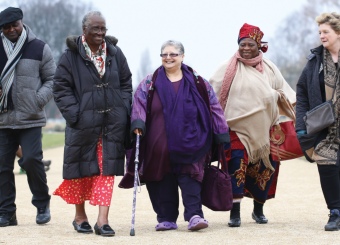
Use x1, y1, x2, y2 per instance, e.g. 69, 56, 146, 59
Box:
276, 89, 296, 122
210, 143, 229, 171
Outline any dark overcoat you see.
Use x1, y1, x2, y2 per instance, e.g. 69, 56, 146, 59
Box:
296, 45, 328, 162
53, 35, 132, 179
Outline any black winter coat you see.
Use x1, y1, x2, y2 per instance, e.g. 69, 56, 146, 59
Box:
296, 45, 328, 162
53, 36, 132, 179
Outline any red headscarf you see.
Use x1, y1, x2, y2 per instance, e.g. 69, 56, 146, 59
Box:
238, 23, 268, 53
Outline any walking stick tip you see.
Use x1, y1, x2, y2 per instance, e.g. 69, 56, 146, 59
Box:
130, 229, 135, 236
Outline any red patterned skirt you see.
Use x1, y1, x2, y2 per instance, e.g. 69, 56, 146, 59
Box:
53, 139, 115, 206
226, 131, 279, 203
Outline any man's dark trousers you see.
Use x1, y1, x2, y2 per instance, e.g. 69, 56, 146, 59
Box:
0, 127, 50, 214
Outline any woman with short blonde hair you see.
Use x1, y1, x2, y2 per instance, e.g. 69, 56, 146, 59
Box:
296, 12, 340, 231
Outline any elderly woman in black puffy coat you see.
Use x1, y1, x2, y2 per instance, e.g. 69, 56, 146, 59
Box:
53, 11, 132, 236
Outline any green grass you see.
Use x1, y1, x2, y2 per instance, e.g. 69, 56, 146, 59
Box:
42, 132, 65, 150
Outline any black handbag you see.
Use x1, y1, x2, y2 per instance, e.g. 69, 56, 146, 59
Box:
303, 77, 339, 135
201, 145, 233, 211
303, 100, 335, 135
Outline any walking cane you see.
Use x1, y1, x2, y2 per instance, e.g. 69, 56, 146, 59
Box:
130, 134, 140, 236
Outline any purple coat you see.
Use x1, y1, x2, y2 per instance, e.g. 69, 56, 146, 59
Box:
119, 69, 229, 188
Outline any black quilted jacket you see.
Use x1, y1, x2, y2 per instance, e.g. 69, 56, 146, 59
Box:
53, 35, 132, 179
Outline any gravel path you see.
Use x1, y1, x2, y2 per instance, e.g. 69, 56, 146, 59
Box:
0, 146, 338, 245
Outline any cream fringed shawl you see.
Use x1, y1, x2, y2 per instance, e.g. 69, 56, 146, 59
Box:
210, 57, 296, 170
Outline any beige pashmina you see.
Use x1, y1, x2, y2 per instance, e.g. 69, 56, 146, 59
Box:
210, 54, 295, 170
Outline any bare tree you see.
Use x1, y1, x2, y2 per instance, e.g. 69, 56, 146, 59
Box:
6, 0, 92, 62
136, 49, 155, 90
267, 0, 340, 89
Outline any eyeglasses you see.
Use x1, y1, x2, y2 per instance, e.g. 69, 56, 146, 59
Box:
87, 26, 108, 34
160, 53, 181, 58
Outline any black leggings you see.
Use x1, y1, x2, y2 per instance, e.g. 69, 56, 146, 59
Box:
317, 163, 340, 210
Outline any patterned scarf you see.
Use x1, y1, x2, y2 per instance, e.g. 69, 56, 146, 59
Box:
0, 27, 27, 113
218, 51, 264, 110
313, 49, 340, 165
82, 35, 106, 78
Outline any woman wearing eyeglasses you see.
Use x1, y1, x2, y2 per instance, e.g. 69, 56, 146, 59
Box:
120, 40, 230, 231
209, 23, 296, 227
53, 11, 132, 236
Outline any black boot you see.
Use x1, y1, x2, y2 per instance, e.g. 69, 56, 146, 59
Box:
252, 200, 268, 224
0, 212, 17, 227
325, 209, 340, 231
228, 202, 241, 227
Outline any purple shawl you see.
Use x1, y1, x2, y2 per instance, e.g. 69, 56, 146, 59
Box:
155, 64, 212, 164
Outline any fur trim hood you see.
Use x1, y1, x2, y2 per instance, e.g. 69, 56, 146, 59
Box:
65, 35, 118, 53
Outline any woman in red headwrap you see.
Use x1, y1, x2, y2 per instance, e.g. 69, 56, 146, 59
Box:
210, 23, 296, 227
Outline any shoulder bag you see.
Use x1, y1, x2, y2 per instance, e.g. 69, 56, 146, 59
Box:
303, 80, 337, 135
270, 120, 303, 161
201, 144, 233, 211
270, 90, 303, 161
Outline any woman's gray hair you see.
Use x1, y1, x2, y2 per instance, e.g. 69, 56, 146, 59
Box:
161, 40, 185, 54
82, 11, 105, 29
